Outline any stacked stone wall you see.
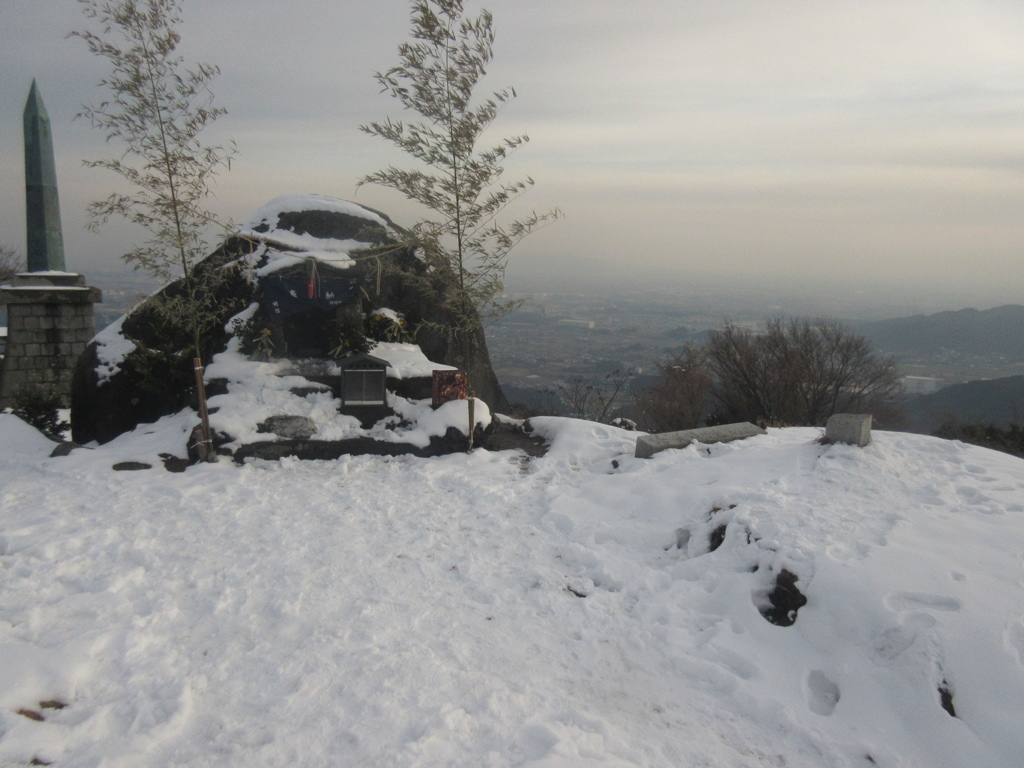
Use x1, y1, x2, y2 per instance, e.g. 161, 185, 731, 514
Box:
1, 303, 96, 404
0, 275, 101, 409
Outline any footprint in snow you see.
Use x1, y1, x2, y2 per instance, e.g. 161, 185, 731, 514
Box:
806, 670, 841, 716
873, 626, 916, 661
956, 485, 988, 502
515, 724, 560, 761
1004, 617, 1024, 670
884, 591, 960, 613
704, 646, 758, 681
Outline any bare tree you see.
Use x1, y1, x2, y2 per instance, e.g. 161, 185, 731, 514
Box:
556, 369, 633, 423
706, 318, 903, 427
632, 345, 712, 432
704, 322, 792, 425
0, 246, 25, 283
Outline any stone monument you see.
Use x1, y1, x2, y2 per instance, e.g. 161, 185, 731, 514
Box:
0, 81, 101, 409
23, 80, 66, 273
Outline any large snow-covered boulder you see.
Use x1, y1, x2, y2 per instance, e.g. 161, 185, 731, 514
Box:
71, 194, 508, 446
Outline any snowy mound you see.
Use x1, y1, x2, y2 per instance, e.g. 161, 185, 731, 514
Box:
1, 416, 1022, 767
201, 325, 478, 451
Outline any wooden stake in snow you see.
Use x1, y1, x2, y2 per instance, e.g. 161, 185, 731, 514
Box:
194, 357, 214, 462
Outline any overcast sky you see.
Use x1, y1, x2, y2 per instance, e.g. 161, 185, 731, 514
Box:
2, 0, 1023, 308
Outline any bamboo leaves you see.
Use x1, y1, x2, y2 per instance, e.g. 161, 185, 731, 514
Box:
360, 0, 560, 368
73, 0, 234, 356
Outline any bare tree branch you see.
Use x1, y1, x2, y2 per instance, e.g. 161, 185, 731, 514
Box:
704, 318, 904, 427
0, 245, 26, 284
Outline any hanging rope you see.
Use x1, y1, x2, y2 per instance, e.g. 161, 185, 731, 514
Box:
250, 239, 410, 300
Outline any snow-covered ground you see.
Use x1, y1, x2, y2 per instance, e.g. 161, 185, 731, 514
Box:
1, 412, 1022, 767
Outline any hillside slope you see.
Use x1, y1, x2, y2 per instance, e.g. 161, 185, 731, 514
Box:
859, 304, 1024, 357
1, 414, 1022, 767
904, 375, 1024, 431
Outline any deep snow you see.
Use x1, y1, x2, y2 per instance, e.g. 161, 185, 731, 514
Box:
1, 412, 1023, 767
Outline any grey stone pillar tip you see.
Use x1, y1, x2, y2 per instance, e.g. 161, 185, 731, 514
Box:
24, 79, 67, 273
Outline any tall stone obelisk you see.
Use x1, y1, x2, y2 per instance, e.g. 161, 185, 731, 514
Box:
23, 79, 67, 273
0, 80, 101, 410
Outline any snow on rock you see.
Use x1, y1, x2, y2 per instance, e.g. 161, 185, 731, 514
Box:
385, 395, 491, 447
201, 340, 470, 449
238, 193, 396, 274
91, 314, 136, 384
203, 346, 364, 447
372, 342, 457, 379
1, 417, 1022, 767
204, 307, 462, 449
243, 193, 390, 230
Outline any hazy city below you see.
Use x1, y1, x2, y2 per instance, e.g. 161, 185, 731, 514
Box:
86, 267, 1024, 409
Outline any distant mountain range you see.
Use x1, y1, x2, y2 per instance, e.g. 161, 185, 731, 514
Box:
903, 376, 1024, 432
857, 305, 1024, 357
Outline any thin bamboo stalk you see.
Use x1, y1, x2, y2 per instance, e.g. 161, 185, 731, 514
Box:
193, 357, 214, 462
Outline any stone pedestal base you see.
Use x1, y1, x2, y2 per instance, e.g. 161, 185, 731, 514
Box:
0, 272, 102, 408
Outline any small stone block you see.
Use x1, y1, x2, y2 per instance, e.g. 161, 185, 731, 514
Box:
257, 415, 318, 440
112, 461, 152, 471
824, 413, 872, 447
635, 421, 767, 459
